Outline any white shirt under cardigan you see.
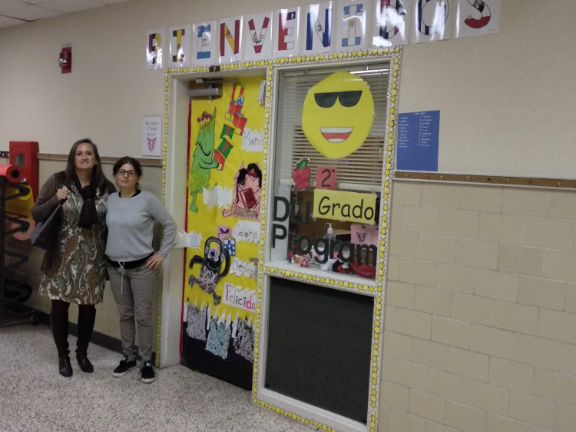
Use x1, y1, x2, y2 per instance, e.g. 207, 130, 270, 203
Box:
105, 190, 176, 262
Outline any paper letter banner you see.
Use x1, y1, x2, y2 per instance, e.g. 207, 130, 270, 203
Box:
147, 0, 505, 69
192, 21, 217, 65
335, 0, 368, 51
273, 7, 301, 57
145, 29, 164, 69
219, 16, 243, 63
313, 189, 377, 225
302, 2, 334, 55
243, 12, 273, 61
455, 0, 500, 38
168, 25, 191, 68
371, 0, 408, 48
412, 0, 451, 43
183, 77, 265, 387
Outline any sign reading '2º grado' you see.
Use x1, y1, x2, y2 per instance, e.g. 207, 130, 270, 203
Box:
312, 189, 377, 225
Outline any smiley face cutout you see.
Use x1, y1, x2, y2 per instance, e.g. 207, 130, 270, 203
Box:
302, 71, 374, 159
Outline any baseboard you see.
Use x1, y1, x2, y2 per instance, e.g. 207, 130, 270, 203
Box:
22, 308, 123, 354
20, 308, 157, 363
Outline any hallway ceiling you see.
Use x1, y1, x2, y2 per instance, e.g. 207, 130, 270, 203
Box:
0, 0, 133, 29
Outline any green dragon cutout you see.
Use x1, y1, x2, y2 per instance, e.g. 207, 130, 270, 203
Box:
189, 109, 219, 212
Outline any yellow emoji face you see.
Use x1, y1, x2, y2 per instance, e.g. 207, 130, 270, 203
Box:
302, 71, 374, 159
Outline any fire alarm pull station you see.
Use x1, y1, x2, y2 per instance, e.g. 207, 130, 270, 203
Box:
59, 46, 72, 73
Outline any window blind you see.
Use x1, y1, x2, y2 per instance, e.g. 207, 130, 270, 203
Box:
274, 62, 391, 191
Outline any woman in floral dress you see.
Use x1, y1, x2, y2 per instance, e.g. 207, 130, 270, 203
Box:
32, 138, 115, 377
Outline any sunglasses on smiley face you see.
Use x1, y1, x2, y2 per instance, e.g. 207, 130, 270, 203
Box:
313, 90, 363, 108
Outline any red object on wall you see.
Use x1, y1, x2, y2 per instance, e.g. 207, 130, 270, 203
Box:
59, 47, 72, 73
0, 164, 24, 184
9, 141, 39, 199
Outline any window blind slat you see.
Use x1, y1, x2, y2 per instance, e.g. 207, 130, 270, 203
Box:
274, 62, 390, 189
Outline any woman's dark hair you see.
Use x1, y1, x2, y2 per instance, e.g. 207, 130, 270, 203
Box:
65, 138, 109, 193
113, 156, 143, 190
112, 156, 143, 177
237, 163, 262, 188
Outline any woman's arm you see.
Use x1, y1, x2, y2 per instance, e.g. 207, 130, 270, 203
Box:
154, 204, 177, 257
145, 193, 177, 268
31, 174, 63, 222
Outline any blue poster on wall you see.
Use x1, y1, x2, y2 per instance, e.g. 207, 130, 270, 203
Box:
396, 111, 439, 171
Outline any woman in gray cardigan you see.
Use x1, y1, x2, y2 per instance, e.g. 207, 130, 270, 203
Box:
31, 138, 115, 377
106, 156, 176, 384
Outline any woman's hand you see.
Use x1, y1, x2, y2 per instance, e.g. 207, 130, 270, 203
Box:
145, 253, 165, 270
56, 187, 69, 201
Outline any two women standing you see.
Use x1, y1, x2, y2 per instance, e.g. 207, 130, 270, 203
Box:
32, 141, 175, 382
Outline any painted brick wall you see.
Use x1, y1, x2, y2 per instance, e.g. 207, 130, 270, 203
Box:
380, 181, 576, 432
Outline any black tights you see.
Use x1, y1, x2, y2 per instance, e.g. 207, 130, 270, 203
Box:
50, 300, 96, 357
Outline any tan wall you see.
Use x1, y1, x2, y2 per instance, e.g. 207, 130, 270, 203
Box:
1, 0, 576, 430
381, 180, 576, 432
1, 0, 576, 178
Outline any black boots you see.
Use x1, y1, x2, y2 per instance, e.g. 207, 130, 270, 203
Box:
58, 352, 73, 377
52, 300, 72, 377
76, 351, 94, 373
76, 305, 96, 373
51, 300, 97, 376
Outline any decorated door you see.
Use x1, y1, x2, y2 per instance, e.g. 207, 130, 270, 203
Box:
182, 76, 265, 389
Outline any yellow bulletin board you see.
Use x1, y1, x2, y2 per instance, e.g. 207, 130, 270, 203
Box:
181, 76, 265, 389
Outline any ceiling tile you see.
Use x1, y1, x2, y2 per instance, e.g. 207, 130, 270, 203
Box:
0, 0, 28, 15
0, 15, 24, 29
0, 0, 136, 29
6, 5, 60, 21
40, 0, 107, 14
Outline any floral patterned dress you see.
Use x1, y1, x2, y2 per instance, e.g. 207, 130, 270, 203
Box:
39, 184, 110, 304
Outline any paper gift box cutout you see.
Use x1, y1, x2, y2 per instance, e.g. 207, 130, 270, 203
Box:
223, 238, 236, 256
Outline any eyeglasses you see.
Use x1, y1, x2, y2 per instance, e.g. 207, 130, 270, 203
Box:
117, 170, 136, 177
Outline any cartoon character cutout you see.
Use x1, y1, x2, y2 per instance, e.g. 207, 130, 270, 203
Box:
223, 163, 262, 220
189, 109, 219, 212
188, 237, 231, 305
302, 71, 374, 159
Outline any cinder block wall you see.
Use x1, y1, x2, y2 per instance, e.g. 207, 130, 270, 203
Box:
380, 180, 576, 432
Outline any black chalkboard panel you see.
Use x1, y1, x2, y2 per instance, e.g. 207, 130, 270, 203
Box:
265, 277, 374, 424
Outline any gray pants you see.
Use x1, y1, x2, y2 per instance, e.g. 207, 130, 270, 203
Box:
108, 264, 157, 362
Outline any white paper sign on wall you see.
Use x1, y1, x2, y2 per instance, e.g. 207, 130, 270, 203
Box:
142, 116, 162, 157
